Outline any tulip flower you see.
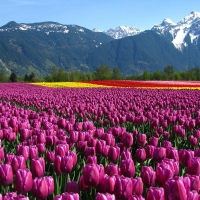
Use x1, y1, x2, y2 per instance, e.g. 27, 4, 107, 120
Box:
120, 159, 135, 177
37, 143, 46, 154
12, 155, 26, 174
45, 176, 54, 196
187, 157, 200, 176
30, 157, 45, 178
77, 141, 87, 152
185, 174, 200, 192
0, 163, 13, 186
96, 193, 116, 200
121, 150, 132, 160
146, 187, 165, 200
164, 177, 188, 200
70, 131, 79, 143
85, 147, 96, 158
16, 145, 29, 161
32, 177, 49, 199
0, 147, 4, 162
105, 163, 119, 176
54, 155, 62, 174
65, 181, 80, 194
137, 133, 146, 147
135, 148, 146, 163
83, 163, 100, 187
114, 175, 133, 199
156, 162, 174, 186
29, 145, 38, 159
14, 169, 33, 194
179, 149, 194, 167
131, 177, 143, 196
148, 136, 158, 147
153, 147, 166, 163
166, 147, 179, 161
145, 145, 155, 159
121, 132, 133, 147
46, 151, 55, 163
54, 192, 79, 200
60, 155, 74, 173
107, 146, 120, 162
55, 144, 69, 156
102, 133, 115, 146
5, 153, 15, 164
78, 175, 89, 191
141, 166, 156, 187
161, 140, 172, 148
128, 195, 145, 200
98, 174, 116, 193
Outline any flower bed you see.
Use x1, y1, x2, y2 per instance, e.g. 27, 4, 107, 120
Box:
0, 83, 199, 199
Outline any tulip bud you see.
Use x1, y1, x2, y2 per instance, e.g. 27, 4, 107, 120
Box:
146, 187, 165, 200
141, 166, 156, 187
16, 145, 29, 161
85, 147, 96, 158
32, 177, 49, 199
145, 145, 155, 159
60, 155, 74, 173
114, 175, 133, 199
96, 193, 116, 200
31, 157, 45, 178
55, 144, 69, 156
46, 151, 55, 163
0, 147, 4, 162
148, 136, 158, 147
12, 155, 26, 174
137, 133, 146, 147
65, 181, 80, 194
105, 163, 119, 176
135, 148, 146, 163
187, 157, 200, 176
166, 147, 179, 161
120, 159, 135, 177
98, 174, 116, 193
29, 145, 38, 160
0, 164, 13, 185
153, 147, 166, 163
121, 150, 132, 160
14, 169, 33, 194
83, 164, 100, 187
54, 155, 62, 174
131, 177, 143, 196
179, 149, 194, 167
164, 177, 188, 200
121, 132, 133, 147
107, 146, 120, 162
54, 192, 79, 200
5, 153, 15, 164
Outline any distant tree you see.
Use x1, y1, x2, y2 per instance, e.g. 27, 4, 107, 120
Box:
164, 66, 174, 80
112, 66, 122, 80
93, 66, 112, 80
172, 71, 181, 80
29, 72, 35, 81
24, 74, 29, 82
142, 71, 151, 80
0, 72, 7, 82
152, 71, 163, 80
10, 72, 17, 82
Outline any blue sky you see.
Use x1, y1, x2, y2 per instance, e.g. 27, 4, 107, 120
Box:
0, 0, 200, 31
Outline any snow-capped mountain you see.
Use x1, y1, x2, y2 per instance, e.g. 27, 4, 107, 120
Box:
93, 26, 141, 39
0, 21, 84, 34
151, 11, 200, 50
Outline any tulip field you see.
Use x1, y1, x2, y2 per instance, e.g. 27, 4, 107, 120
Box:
0, 81, 200, 199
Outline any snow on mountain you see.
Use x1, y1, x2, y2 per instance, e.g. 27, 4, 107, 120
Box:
0, 21, 75, 34
93, 26, 141, 39
151, 11, 200, 50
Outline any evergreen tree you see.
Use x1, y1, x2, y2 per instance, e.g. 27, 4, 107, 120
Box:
112, 66, 122, 80
10, 72, 17, 82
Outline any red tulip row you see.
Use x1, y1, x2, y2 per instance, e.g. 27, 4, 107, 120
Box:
0, 83, 200, 199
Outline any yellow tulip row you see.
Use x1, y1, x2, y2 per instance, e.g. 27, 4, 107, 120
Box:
31, 82, 113, 88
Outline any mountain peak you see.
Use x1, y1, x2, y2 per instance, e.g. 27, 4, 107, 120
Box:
161, 18, 175, 26
1, 21, 19, 29
178, 10, 200, 25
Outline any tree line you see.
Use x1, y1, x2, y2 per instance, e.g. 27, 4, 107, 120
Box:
1, 65, 200, 82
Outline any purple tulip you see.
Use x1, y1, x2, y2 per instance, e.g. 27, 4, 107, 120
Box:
12, 155, 26, 174
77, 141, 87, 152
85, 147, 96, 158
98, 174, 116, 193
16, 145, 29, 161
148, 136, 158, 147
0, 147, 4, 162
141, 166, 156, 187
120, 159, 135, 177
185, 174, 200, 192
146, 187, 165, 200
31, 157, 45, 178
161, 140, 172, 148
179, 149, 194, 167
96, 140, 106, 155
188, 135, 198, 147
121, 132, 134, 147
70, 131, 79, 143
29, 145, 38, 159
45, 176, 54, 196
105, 163, 119, 176
121, 150, 132, 160
137, 133, 146, 147
96, 193, 116, 200
83, 164, 100, 187
128, 195, 145, 200
166, 147, 179, 161
0, 164, 13, 185
131, 177, 143, 196
102, 133, 115, 146
54, 192, 79, 200
164, 177, 188, 200
153, 147, 166, 163
114, 175, 133, 199
55, 144, 69, 156
37, 143, 46, 154
5, 153, 15, 164
54, 155, 62, 174
65, 181, 80, 194
107, 146, 120, 162
46, 151, 55, 163
156, 162, 174, 186
87, 155, 97, 164
135, 148, 146, 163
145, 145, 155, 159
32, 177, 49, 199
14, 169, 33, 194
187, 157, 200, 176
60, 155, 74, 173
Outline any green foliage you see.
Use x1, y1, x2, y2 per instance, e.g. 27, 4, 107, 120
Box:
112, 66, 122, 80
10, 72, 17, 82
93, 66, 112, 80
